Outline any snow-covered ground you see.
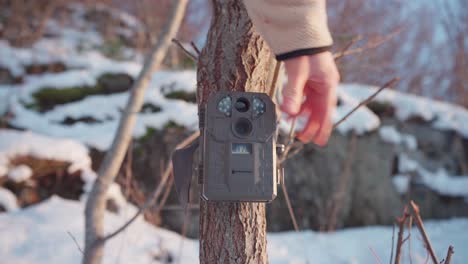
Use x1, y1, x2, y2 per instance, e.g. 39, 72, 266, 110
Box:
0, 196, 466, 264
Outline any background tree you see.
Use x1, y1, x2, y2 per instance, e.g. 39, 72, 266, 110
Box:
196, 0, 275, 263
82, 0, 188, 263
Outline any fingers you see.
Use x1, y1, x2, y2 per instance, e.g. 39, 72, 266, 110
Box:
281, 57, 309, 116
296, 80, 337, 146
281, 52, 339, 146
296, 53, 339, 145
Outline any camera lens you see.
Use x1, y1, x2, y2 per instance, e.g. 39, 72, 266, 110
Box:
235, 97, 249, 112
234, 118, 253, 137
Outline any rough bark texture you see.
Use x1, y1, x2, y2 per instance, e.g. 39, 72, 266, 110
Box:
197, 1, 273, 263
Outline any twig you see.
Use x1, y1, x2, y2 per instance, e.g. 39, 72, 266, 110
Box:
177, 203, 192, 264
190, 41, 201, 56
410, 200, 439, 264
395, 206, 410, 264
408, 215, 413, 264
334, 34, 363, 61
102, 131, 200, 242
154, 173, 174, 215
67, 231, 83, 254
281, 175, 300, 231
333, 77, 399, 129
444, 246, 454, 264
326, 132, 357, 231
172, 38, 198, 61
369, 246, 383, 264
389, 224, 395, 264
333, 28, 402, 60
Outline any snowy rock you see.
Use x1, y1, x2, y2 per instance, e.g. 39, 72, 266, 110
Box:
7, 165, 32, 183
0, 187, 18, 212
392, 174, 410, 194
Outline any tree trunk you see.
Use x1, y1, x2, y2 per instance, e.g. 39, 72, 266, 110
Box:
197, 1, 274, 263
82, 1, 188, 263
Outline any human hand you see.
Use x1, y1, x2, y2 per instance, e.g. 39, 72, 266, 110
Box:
281, 51, 339, 146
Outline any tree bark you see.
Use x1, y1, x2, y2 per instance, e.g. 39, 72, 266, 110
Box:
82, 1, 188, 263
197, 1, 273, 263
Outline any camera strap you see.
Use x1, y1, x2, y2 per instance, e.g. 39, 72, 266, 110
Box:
172, 137, 199, 209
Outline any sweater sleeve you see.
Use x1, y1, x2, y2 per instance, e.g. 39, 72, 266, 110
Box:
243, 0, 333, 61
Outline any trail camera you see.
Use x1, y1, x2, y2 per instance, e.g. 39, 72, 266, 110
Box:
172, 91, 280, 207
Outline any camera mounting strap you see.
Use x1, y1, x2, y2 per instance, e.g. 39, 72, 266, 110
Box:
172, 137, 199, 209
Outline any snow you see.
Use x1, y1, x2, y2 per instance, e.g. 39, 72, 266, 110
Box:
0, 187, 18, 211
7, 165, 33, 183
341, 84, 468, 138
333, 90, 381, 135
0, 129, 91, 176
1, 196, 467, 264
392, 174, 411, 194
396, 153, 468, 198
379, 126, 418, 150
10, 70, 198, 150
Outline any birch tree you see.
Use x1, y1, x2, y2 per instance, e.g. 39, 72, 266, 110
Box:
82, 1, 188, 263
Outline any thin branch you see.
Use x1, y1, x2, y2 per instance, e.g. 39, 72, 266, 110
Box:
369, 246, 383, 264
172, 38, 197, 61
102, 131, 200, 242
190, 41, 201, 56
395, 206, 409, 264
67, 231, 83, 254
333, 77, 399, 129
444, 246, 454, 264
333, 28, 402, 60
281, 174, 300, 232
410, 200, 439, 264
334, 34, 363, 61
408, 215, 413, 264
326, 132, 357, 231
389, 224, 395, 264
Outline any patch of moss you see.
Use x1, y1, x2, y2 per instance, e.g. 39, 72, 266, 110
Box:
138, 127, 157, 144
140, 103, 162, 114
165, 90, 197, 103
32, 85, 105, 112
31, 73, 133, 112
164, 120, 185, 130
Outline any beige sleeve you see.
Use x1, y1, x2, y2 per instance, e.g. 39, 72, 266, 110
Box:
243, 0, 333, 60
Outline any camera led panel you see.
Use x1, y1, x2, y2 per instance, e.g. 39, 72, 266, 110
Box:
231, 143, 252, 154
253, 97, 266, 117
217, 96, 232, 116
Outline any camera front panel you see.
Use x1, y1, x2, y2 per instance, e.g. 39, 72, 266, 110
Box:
202, 91, 277, 202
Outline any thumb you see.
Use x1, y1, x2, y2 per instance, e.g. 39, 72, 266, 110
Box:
281, 72, 307, 116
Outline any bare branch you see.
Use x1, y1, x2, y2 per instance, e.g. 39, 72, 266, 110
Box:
444, 246, 454, 264
333, 28, 402, 60
389, 224, 395, 264
281, 175, 300, 231
84, 0, 190, 262
369, 246, 383, 264
172, 38, 198, 61
102, 131, 199, 242
190, 41, 201, 56
326, 132, 357, 231
67, 231, 84, 254
333, 77, 399, 129
334, 34, 363, 61
408, 215, 413, 264
410, 200, 439, 264
395, 206, 410, 264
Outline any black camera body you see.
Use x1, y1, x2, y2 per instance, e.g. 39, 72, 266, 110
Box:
201, 91, 278, 202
